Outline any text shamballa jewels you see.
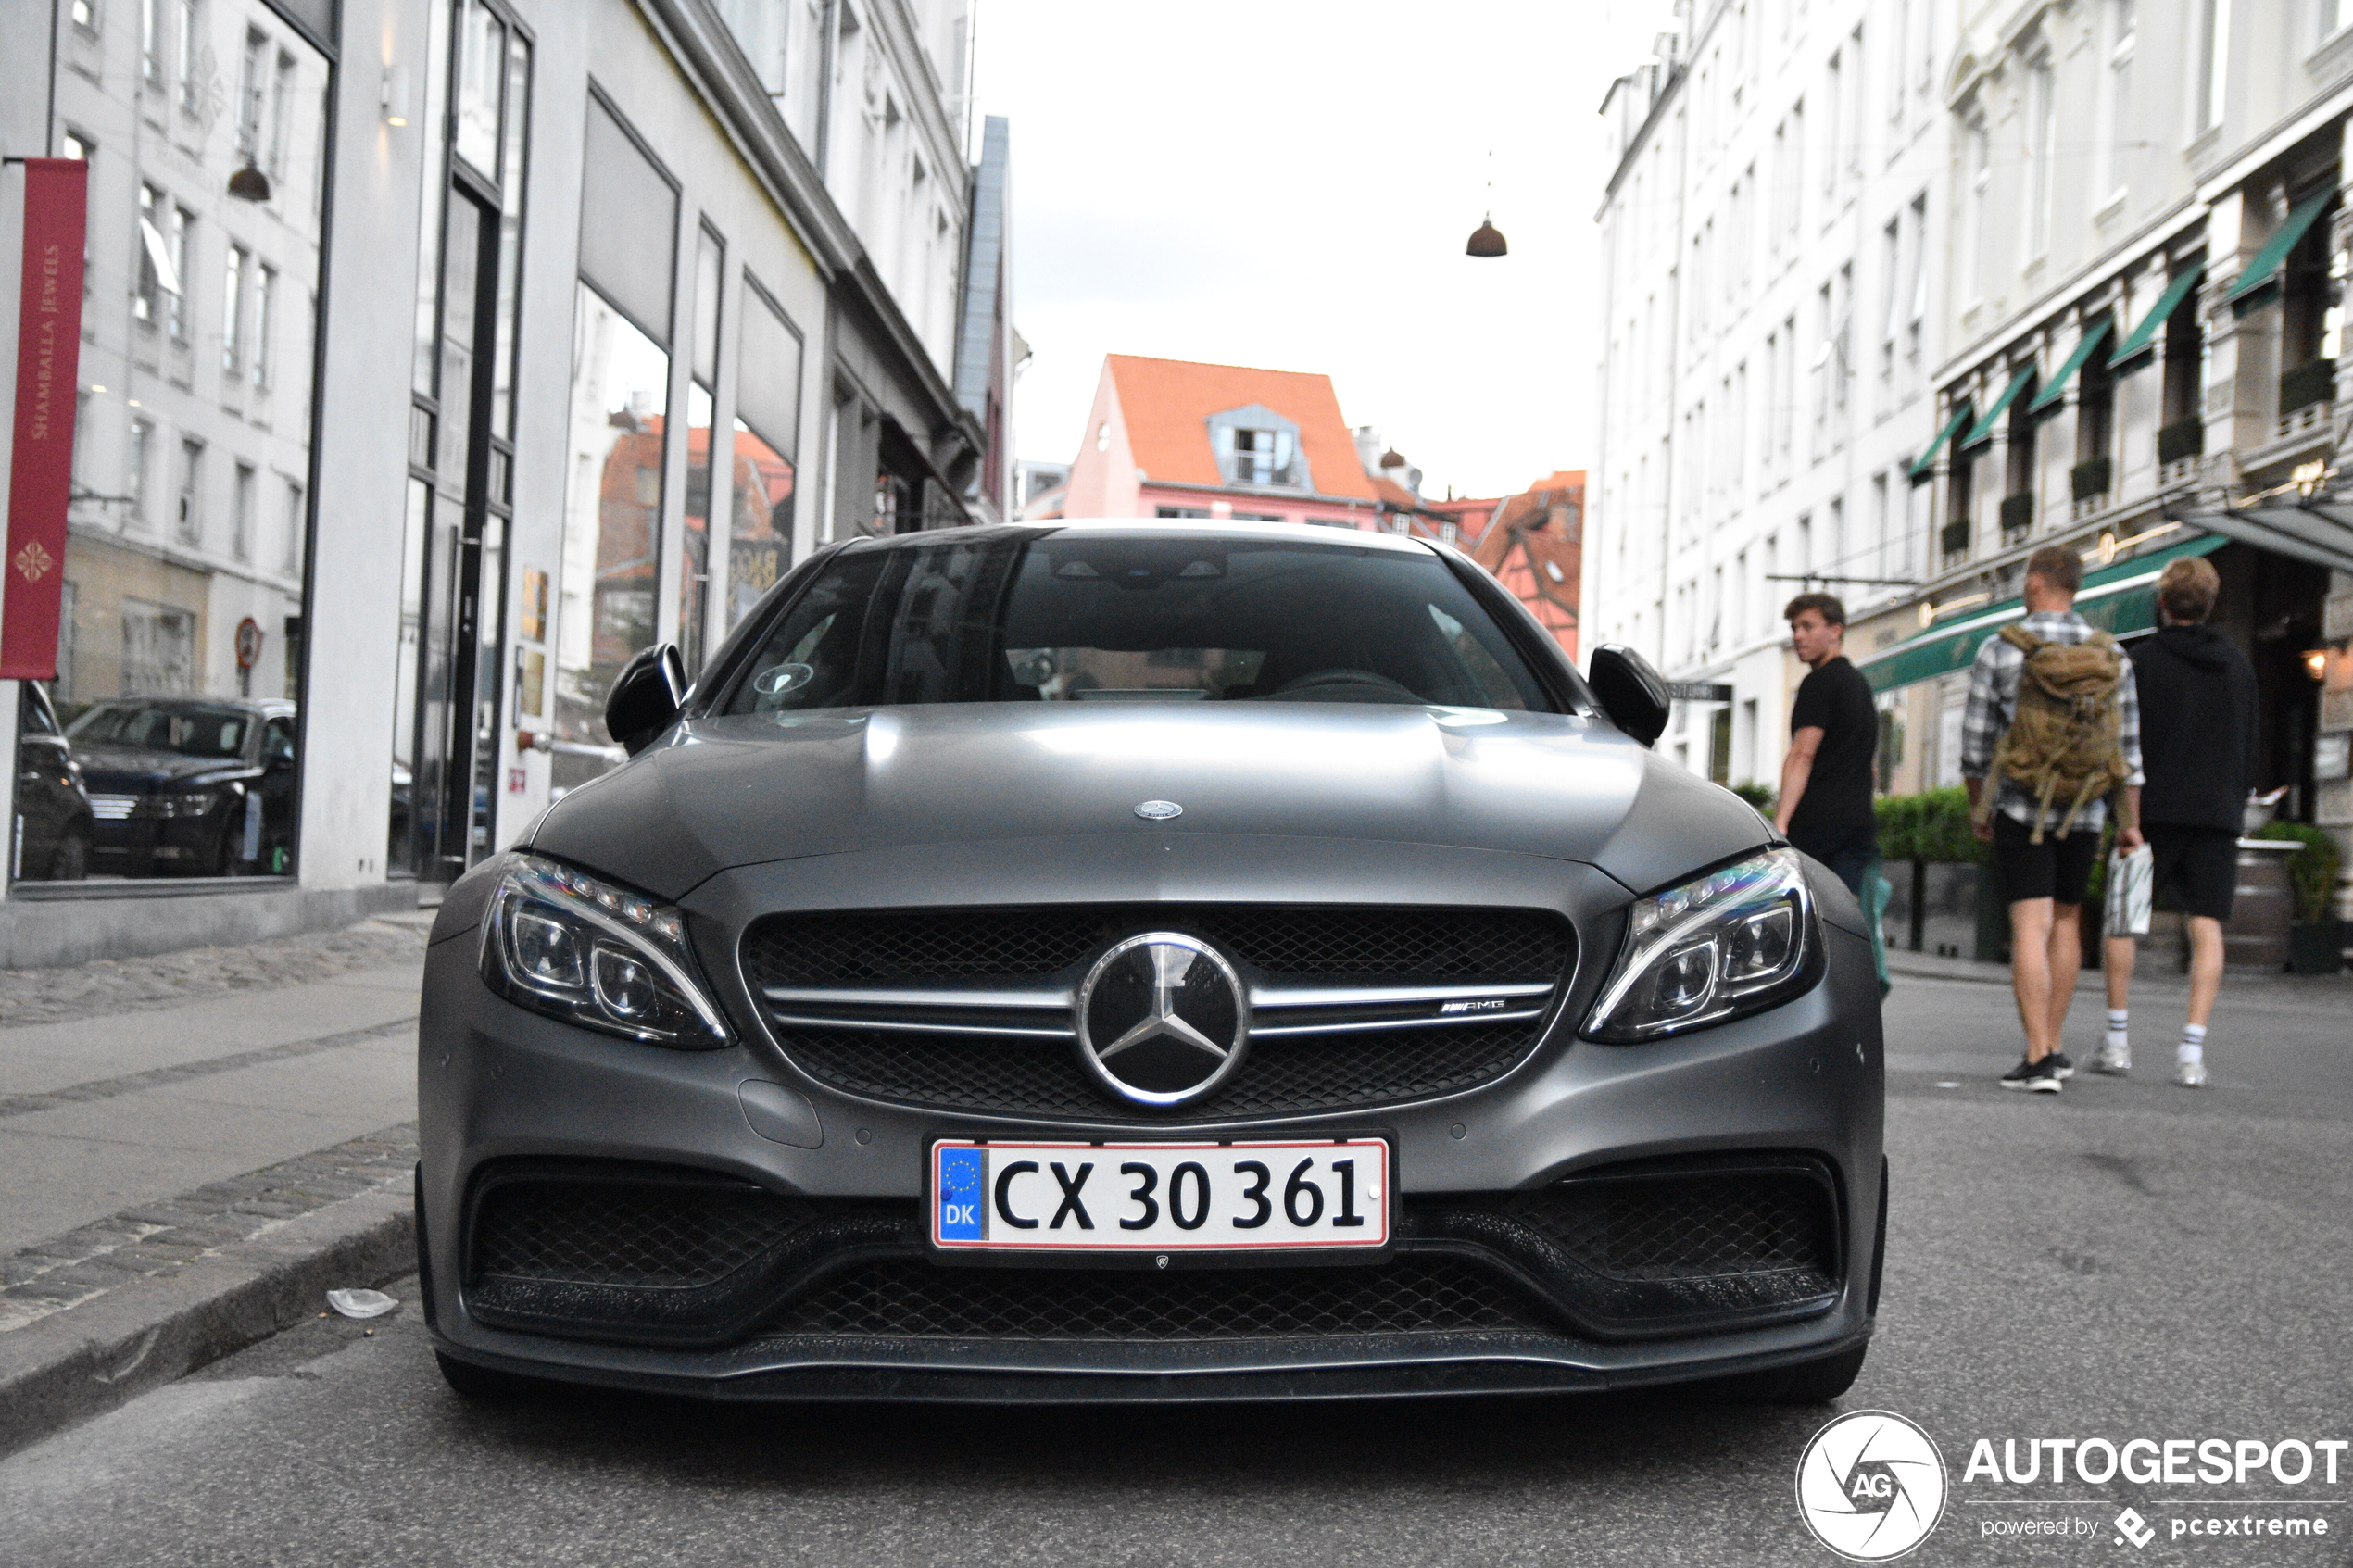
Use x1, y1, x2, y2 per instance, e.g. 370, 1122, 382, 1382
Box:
1963, 1436, 2351, 1486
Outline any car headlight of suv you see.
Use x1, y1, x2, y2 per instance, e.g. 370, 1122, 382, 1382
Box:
480, 853, 731, 1047
132, 790, 220, 820
1582, 847, 1820, 1042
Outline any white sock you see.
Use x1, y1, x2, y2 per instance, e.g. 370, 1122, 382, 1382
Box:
2179, 1023, 2206, 1065
2106, 1009, 2129, 1047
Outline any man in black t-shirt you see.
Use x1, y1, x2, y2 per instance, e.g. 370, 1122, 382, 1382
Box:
1775, 594, 1880, 894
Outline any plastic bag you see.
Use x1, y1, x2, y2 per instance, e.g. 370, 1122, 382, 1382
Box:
326, 1288, 399, 1320
2104, 844, 2152, 937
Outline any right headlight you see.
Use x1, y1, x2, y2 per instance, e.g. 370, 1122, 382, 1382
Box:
479, 852, 732, 1048
1582, 847, 1820, 1042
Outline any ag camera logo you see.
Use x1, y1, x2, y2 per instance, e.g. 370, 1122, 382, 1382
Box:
1795, 1410, 1949, 1561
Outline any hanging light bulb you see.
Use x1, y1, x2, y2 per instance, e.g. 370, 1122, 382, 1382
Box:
1465, 148, 1507, 257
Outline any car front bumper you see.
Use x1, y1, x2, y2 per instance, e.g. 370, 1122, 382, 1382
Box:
418, 834, 1885, 1402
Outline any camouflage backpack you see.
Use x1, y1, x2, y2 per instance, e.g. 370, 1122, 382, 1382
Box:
1982, 624, 2130, 843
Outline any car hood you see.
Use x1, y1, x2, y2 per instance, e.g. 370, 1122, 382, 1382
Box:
528, 704, 1770, 905
72, 746, 250, 787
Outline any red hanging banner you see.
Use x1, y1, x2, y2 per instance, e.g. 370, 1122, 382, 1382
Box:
4, 158, 89, 682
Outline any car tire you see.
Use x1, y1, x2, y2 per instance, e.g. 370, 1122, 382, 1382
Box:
434, 1350, 549, 1402
46, 828, 88, 882
1700, 1344, 1869, 1406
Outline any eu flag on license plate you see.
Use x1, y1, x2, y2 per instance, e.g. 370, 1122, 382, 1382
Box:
937, 1146, 986, 1241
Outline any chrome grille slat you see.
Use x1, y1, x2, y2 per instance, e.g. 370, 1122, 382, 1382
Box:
740, 905, 1574, 1121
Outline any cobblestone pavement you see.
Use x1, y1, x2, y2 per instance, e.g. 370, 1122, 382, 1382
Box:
0, 1123, 418, 1335
0, 918, 431, 1029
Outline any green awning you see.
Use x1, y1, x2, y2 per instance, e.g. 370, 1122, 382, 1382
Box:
2108, 266, 2204, 368
2024, 320, 2113, 413
1906, 403, 1975, 482
1961, 368, 2037, 446
2225, 189, 2333, 307
1856, 533, 2230, 695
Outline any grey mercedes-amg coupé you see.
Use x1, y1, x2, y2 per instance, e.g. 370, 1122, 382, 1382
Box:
416, 521, 1885, 1406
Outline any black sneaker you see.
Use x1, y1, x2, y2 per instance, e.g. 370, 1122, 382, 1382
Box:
1999, 1057, 2064, 1093
2045, 1050, 2075, 1080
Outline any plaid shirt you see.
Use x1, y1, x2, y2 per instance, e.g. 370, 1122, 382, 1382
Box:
1959, 609, 2145, 831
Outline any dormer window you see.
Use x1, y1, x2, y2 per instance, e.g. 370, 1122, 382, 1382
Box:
1205, 403, 1311, 490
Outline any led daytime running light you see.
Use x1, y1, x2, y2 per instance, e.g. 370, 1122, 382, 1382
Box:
484, 854, 729, 1045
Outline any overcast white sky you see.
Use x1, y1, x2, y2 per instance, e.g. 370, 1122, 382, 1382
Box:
972, 1, 1679, 502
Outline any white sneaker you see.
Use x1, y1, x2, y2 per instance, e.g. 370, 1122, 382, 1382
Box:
2174, 1058, 2208, 1088
2092, 1040, 2131, 1076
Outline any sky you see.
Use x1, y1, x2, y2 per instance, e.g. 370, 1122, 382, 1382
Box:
971, 0, 1680, 503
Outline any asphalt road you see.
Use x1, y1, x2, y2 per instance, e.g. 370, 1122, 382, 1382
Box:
3, 969, 2349, 1567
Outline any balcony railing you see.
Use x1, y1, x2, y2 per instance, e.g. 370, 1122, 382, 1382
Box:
2070, 456, 2112, 502
1940, 519, 1970, 561
2157, 418, 2205, 466
1998, 493, 2033, 545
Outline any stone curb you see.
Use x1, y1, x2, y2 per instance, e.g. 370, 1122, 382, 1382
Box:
0, 1185, 414, 1461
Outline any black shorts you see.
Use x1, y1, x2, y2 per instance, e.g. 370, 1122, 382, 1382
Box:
2146, 824, 2239, 922
1992, 814, 2100, 907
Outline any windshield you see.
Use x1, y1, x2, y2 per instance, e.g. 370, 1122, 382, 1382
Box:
721, 533, 1557, 715
67, 703, 253, 759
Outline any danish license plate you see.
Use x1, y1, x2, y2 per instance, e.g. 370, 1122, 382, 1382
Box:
929, 1137, 1390, 1255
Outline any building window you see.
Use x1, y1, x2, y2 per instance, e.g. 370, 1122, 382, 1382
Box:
128, 418, 152, 521
141, 0, 161, 83
283, 479, 304, 575
1906, 194, 1928, 373
176, 437, 203, 544
177, 0, 202, 116
233, 462, 255, 559
269, 52, 295, 176
2101, 0, 2135, 202
2195, 0, 2228, 134
221, 244, 246, 373
1963, 116, 1989, 304
2280, 195, 2341, 417
2024, 55, 2055, 260
253, 264, 275, 388
167, 206, 191, 341
134, 182, 170, 326
71, 0, 97, 32
235, 29, 267, 161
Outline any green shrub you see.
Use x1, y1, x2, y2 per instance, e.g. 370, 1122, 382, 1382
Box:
1729, 781, 1777, 814
2254, 822, 2343, 924
1876, 786, 1986, 865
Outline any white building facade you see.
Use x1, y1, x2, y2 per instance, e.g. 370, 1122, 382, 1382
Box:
1588, 0, 1953, 793
1856, 0, 2353, 904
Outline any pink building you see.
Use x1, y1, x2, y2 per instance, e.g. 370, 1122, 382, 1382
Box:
1062, 355, 1382, 526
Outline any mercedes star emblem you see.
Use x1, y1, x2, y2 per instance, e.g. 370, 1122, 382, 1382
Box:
1073, 932, 1250, 1108
1133, 799, 1183, 821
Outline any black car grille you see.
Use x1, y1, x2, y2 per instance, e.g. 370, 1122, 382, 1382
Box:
740, 904, 1572, 1123
765, 1258, 1553, 1340
744, 905, 1567, 988
457, 1157, 1841, 1349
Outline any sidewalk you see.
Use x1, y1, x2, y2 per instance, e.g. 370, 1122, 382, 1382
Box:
1885, 945, 2352, 997
0, 917, 430, 1454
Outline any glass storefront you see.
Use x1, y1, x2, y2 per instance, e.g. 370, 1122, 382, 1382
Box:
38, 0, 331, 884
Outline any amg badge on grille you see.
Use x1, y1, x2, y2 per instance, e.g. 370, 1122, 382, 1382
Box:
1074, 933, 1249, 1108
1133, 799, 1183, 821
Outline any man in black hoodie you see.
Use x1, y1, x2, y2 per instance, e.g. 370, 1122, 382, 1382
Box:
2095, 556, 2256, 1087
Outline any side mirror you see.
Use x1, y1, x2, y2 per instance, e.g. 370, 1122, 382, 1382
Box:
606, 643, 687, 756
1587, 643, 1670, 747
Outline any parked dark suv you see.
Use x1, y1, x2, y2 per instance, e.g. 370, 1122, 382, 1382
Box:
14, 683, 93, 881
68, 696, 298, 877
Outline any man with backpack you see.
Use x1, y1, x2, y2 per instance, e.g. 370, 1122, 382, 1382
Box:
2095, 555, 2256, 1087
1961, 546, 2145, 1094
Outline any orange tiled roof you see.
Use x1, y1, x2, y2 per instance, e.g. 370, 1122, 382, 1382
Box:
1105, 355, 1378, 502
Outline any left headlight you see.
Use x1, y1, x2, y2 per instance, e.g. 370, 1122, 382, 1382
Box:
1582, 847, 1820, 1043
480, 852, 732, 1048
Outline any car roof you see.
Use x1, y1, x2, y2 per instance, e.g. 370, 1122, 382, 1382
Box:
90, 695, 296, 717
833, 520, 1441, 558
